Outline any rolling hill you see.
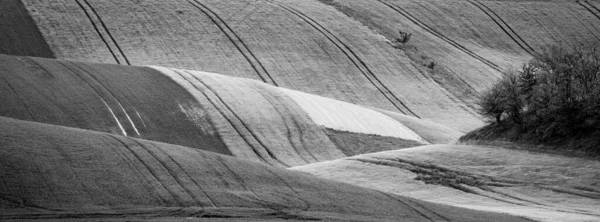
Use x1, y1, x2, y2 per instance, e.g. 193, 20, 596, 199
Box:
1, 0, 599, 221
293, 145, 600, 222
0, 116, 533, 221
1, 54, 452, 167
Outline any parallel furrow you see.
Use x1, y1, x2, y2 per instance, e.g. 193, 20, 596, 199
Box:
404, 198, 451, 222
107, 134, 182, 206
134, 139, 217, 207
274, 3, 419, 117
587, 0, 600, 15
247, 84, 316, 164
74, 0, 130, 65
188, 73, 290, 167
265, 168, 311, 211
55, 61, 127, 136
466, 0, 537, 56
578, 0, 600, 22
120, 136, 199, 206
1, 77, 37, 121
376, 0, 502, 72
61, 61, 140, 137
374, 190, 437, 222
186, 0, 277, 86
172, 69, 288, 167
211, 155, 269, 206
71, 62, 143, 137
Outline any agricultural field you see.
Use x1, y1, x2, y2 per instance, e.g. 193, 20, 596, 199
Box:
1, 0, 599, 221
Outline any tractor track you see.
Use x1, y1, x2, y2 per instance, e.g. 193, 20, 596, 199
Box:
171, 69, 287, 167
376, 0, 502, 72
106, 134, 183, 206
1, 77, 37, 121
106, 134, 178, 205
74, 0, 130, 65
59, 61, 141, 137
187, 73, 289, 167
566, 5, 600, 41
186, 0, 277, 86
577, 0, 600, 22
248, 84, 318, 164
273, 2, 419, 117
137, 139, 218, 207
56, 61, 129, 136
466, 0, 537, 56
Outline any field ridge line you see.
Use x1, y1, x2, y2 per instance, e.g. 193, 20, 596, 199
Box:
274, 2, 421, 117
186, 0, 277, 86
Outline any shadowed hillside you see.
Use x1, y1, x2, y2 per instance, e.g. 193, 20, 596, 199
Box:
1, 0, 599, 221
0, 0, 54, 57
0, 116, 533, 221
1, 54, 452, 167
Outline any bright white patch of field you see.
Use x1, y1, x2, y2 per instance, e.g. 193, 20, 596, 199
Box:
279, 88, 427, 143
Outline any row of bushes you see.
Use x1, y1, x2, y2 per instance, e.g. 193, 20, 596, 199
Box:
478, 46, 600, 148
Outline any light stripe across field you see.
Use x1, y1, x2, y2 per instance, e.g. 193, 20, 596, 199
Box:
150, 66, 345, 167
279, 87, 427, 143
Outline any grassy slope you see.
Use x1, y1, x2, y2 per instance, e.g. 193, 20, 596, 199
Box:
278, 87, 427, 142
375, 108, 464, 144
314, 0, 599, 128
20, 0, 487, 131
0, 0, 54, 58
0, 54, 229, 155
1, 54, 444, 167
0, 116, 533, 222
324, 129, 425, 156
293, 144, 600, 222
318, 0, 502, 90
151, 66, 345, 167
485, 0, 600, 50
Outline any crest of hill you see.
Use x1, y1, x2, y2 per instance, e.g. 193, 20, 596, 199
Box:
2, 0, 507, 131
1, 54, 454, 167
0, 116, 533, 221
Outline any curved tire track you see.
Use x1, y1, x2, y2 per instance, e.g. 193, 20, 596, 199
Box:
186, 0, 277, 86
56, 61, 141, 137
247, 84, 319, 164
171, 69, 288, 167
107, 134, 182, 206
376, 0, 502, 72
74, 0, 130, 65
1, 77, 37, 122
273, 2, 419, 117
578, 0, 600, 21
466, 0, 537, 56
136, 139, 218, 207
